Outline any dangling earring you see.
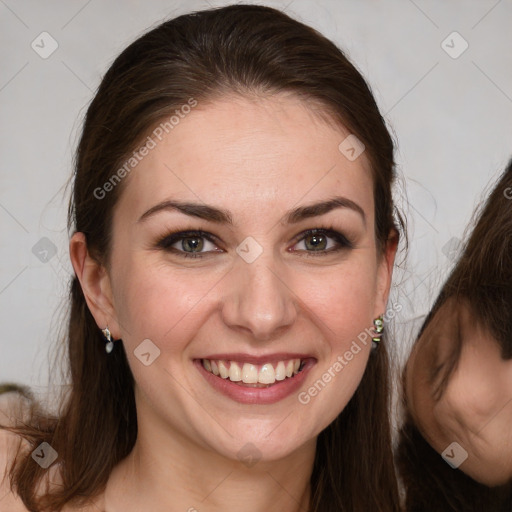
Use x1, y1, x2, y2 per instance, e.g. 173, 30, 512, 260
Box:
371, 316, 384, 350
101, 326, 115, 354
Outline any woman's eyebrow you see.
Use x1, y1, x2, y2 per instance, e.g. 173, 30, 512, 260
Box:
137, 196, 366, 226
286, 197, 366, 226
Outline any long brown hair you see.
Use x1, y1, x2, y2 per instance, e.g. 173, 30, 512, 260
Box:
396, 159, 512, 511
1, 5, 401, 511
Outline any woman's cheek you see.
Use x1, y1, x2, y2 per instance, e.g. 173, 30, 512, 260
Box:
319, 268, 376, 328
115, 255, 209, 331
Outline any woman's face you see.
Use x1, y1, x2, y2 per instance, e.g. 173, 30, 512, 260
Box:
406, 298, 512, 486
82, 94, 395, 462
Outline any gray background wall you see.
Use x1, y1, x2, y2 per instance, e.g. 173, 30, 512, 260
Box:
1, 0, 511, 395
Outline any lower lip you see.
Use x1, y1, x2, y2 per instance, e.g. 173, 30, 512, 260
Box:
195, 359, 315, 405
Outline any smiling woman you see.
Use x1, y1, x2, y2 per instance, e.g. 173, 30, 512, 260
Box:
0, 4, 402, 512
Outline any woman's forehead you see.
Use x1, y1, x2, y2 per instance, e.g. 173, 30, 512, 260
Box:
115, 95, 374, 223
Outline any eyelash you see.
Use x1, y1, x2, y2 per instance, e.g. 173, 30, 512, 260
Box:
155, 228, 353, 259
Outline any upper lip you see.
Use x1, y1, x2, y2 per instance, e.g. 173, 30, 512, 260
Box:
197, 353, 315, 364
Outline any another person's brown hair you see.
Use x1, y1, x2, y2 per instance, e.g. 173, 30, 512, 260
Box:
397, 158, 512, 511
1, 5, 402, 511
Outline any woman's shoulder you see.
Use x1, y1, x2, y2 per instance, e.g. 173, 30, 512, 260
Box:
0, 389, 34, 512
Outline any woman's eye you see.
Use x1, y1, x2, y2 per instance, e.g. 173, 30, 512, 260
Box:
292, 229, 352, 255
156, 228, 352, 259
157, 231, 220, 258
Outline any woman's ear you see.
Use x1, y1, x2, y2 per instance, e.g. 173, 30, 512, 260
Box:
69, 232, 121, 339
374, 229, 399, 317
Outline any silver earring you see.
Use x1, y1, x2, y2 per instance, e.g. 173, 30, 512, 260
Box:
371, 316, 384, 350
102, 326, 114, 353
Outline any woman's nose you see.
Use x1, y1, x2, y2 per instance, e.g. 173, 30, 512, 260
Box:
220, 250, 298, 341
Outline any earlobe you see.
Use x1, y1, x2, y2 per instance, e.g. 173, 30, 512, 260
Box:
69, 232, 120, 338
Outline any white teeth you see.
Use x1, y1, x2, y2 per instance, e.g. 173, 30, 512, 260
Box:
258, 363, 275, 384
202, 358, 304, 385
275, 361, 286, 381
229, 362, 242, 381
242, 363, 258, 384
218, 361, 229, 379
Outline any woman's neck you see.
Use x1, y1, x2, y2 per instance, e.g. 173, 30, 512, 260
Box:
102, 410, 316, 512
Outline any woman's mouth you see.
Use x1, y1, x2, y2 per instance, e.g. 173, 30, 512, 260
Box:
195, 356, 315, 404
201, 358, 305, 387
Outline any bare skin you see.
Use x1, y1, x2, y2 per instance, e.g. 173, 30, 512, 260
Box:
1, 93, 396, 511
406, 298, 512, 486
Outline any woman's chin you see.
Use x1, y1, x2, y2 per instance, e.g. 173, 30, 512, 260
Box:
203, 433, 313, 466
